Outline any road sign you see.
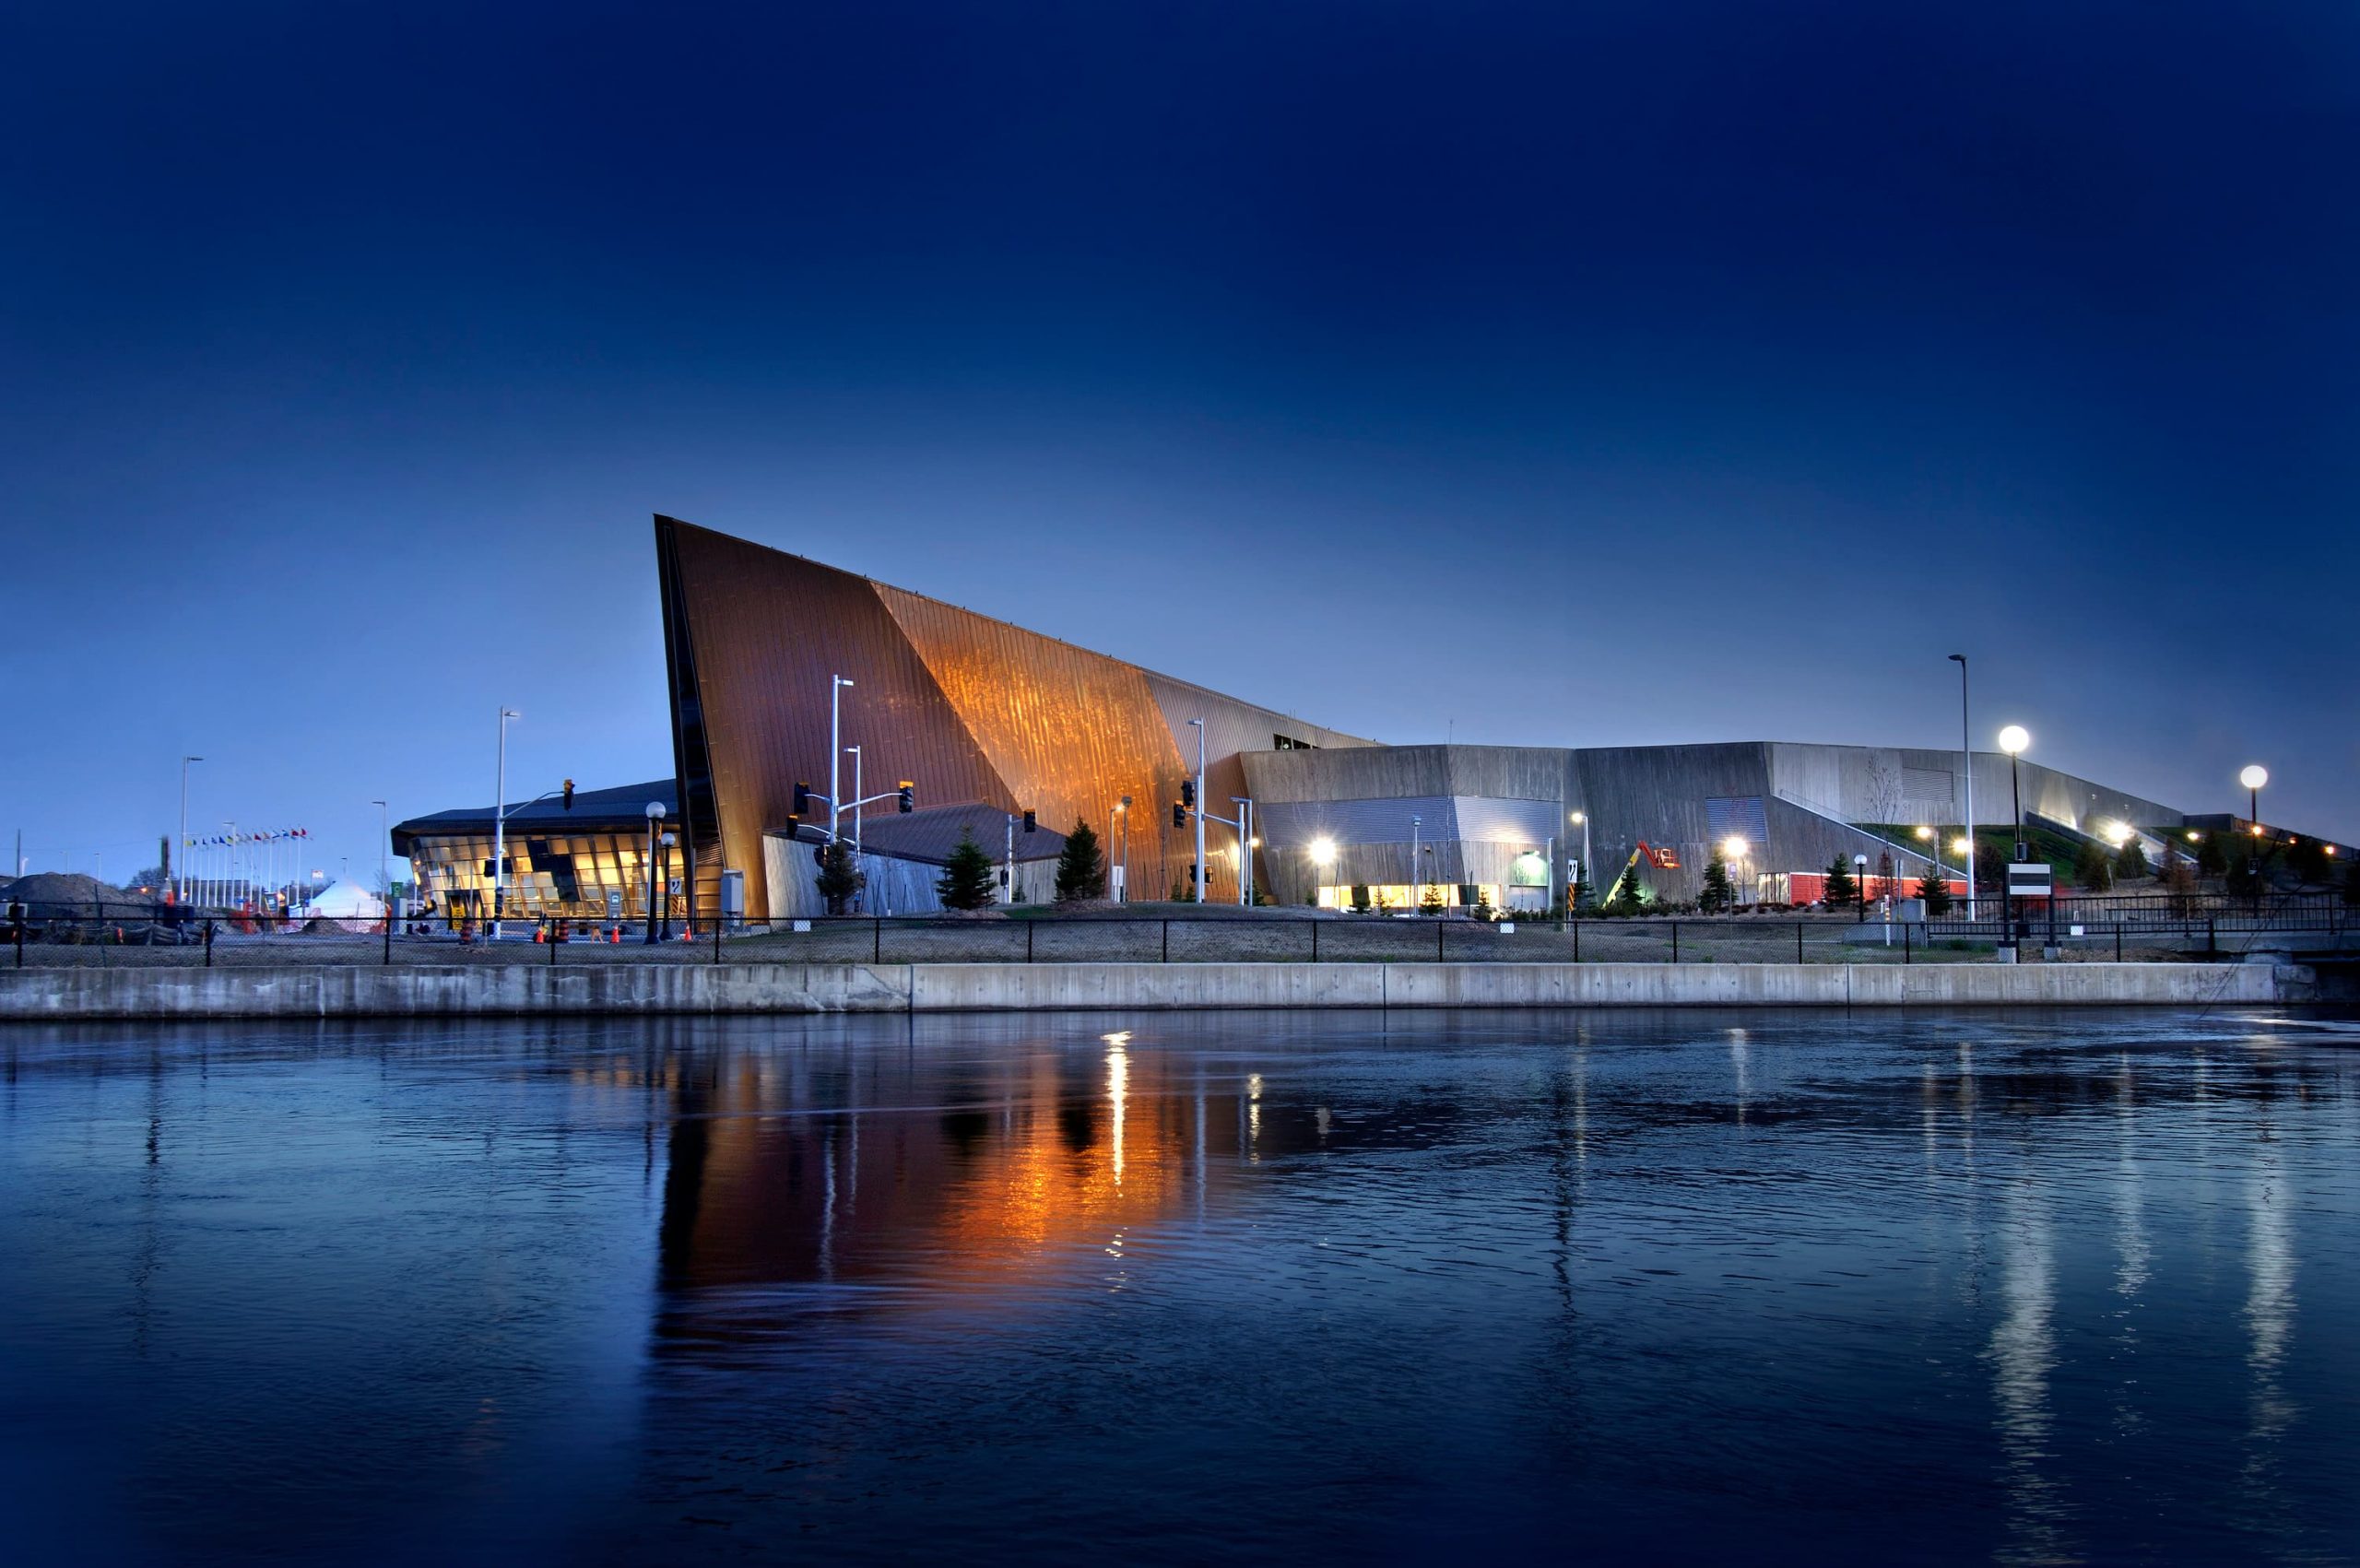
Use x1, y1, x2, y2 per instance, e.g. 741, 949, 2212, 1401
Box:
2006, 862, 2052, 897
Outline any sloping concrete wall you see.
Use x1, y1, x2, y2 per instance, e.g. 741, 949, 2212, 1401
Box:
0, 961, 2294, 1019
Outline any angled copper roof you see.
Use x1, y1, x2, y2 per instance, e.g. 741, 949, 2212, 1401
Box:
655, 515, 1373, 914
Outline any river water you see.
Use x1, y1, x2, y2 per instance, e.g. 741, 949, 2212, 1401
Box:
4, 1008, 2356, 1565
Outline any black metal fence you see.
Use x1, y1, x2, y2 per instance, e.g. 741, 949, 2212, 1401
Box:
10, 898, 2343, 969
1926, 890, 2353, 947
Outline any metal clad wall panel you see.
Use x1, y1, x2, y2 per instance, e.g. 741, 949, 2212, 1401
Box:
660, 517, 1370, 912
664, 521, 1009, 915
1450, 796, 1561, 844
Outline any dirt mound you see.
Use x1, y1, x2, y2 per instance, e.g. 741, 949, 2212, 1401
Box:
4, 872, 151, 914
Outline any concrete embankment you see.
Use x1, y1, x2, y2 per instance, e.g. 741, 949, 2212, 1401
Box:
0, 961, 2303, 1020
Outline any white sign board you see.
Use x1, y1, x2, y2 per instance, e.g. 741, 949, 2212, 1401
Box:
2006, 862, 2053, 897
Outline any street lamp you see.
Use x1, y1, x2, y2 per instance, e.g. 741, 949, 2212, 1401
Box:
2240, 763, 2269, 888
1997, 725, 2030, 860
643, 802, 667, 944
1853, 853, 1870, 922
1997, 725, 2032, 955
1948, 655, 1976, 916
177, 755, 203, 905
828, 677, 855, 843
1114, 796, 1130, 902
1410, 814, 1422, 914
1722, 835, 1748, 911
491, 707, 520, 937
1310, 837, 1337, 909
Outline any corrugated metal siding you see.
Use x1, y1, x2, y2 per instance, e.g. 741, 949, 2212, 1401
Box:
1705, 795, 1771, 849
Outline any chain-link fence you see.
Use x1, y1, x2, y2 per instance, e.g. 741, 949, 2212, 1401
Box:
12, 900, 2288, 969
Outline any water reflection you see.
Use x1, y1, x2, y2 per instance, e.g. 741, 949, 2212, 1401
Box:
2, 1009, 2356, 1567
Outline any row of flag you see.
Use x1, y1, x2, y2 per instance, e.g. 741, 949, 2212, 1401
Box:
185, 828, 311, 846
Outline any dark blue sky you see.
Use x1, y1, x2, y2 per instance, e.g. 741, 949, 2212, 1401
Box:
6, 0, 2355, 880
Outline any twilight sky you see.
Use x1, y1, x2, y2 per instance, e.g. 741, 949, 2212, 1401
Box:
5, 0, 2355, 881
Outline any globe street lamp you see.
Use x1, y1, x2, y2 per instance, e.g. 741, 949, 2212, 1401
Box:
1569, 810, 1590, 907
2240, 763, 2269, 888
1997, 725, 2030, 860
1853, 853, 1870, 922
1722, 835, 1748, 911
643, 802, 667, 944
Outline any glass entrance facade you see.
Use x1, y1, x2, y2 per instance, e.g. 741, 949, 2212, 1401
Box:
407, 831, 687, 920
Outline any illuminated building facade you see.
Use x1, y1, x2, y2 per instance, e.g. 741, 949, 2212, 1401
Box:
398, 517, 2346, 916
391, 779, 683, 920
655, 514, 1374, 918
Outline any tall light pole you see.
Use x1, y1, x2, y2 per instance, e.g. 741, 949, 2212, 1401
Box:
1948, 654, 1976, 916
1116, 796, 1131, 902
1998, 725, 2030, 859
177, 755, 202, 905
643, 802, 667, 943
2240, 764, 2269, 880
1230, 797, 1255, 905
1724, 835, 1749, 911
1998, 725, 2030, 956
1410, 814, 1422, 914
829, 676, 854, 843
1189, 717, 1207, 903
491, 707, 520, 937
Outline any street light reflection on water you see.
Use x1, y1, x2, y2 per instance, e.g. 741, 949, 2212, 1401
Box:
3, 1008, 2359, 1566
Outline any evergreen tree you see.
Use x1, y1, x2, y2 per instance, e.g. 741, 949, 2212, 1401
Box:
1419, 883, 1446, 915
1053, 819, 1107, 901
2193, 834, 2227, 877
815, 838, 867, 915
1697, 850, 1734, 914
1570, 867, 1593, 909
937, 831, 997, 911
1823, 855, 1856, 909
2072, 840, 2113, 891
1917, 865, 1953, 915
1351, 883, 1371, 913
2113, 837, 2150, 880
1613, 857, 1646, 910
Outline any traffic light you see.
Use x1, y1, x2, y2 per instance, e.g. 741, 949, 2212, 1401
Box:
897, 781, 914, 814
1180, 780, 1196, 808
561, 779, 574, 810
1172, 802, 1186, 828
1021, 809, 1037, 833
793, 782, 812, 816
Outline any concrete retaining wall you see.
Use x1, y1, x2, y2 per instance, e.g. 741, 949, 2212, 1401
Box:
0, 961, 2297, 1020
